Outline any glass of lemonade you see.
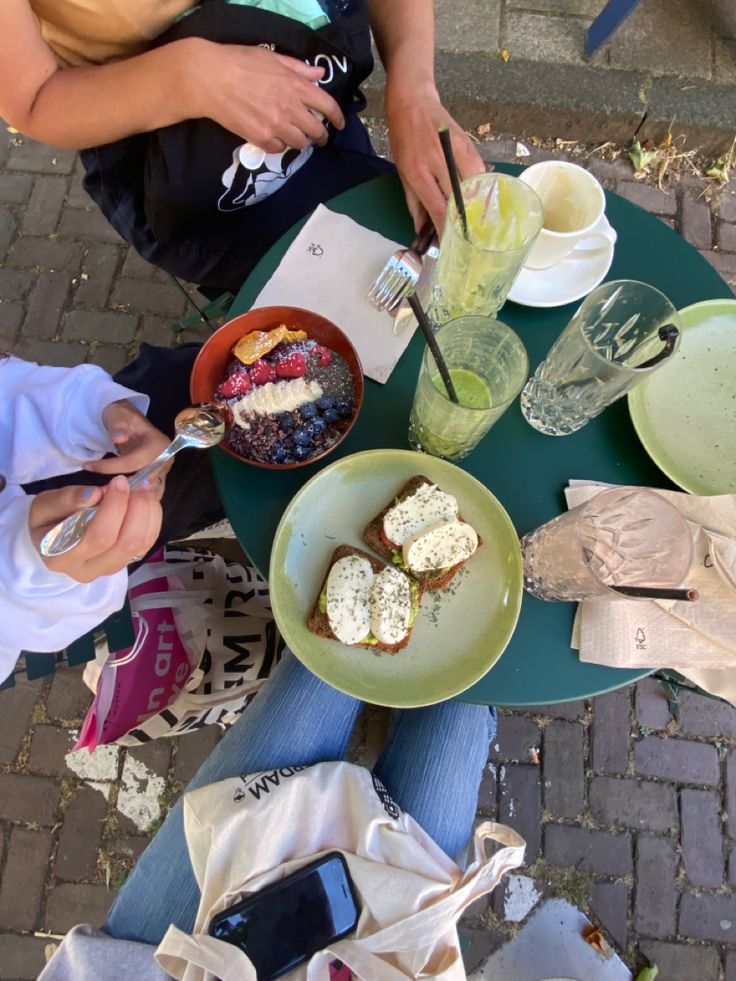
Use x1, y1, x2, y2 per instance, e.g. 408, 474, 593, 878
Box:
408, 316, 529, 462
428, 172, 544, 324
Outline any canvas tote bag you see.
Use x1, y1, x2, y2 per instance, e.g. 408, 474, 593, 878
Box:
155, 761, 525, 980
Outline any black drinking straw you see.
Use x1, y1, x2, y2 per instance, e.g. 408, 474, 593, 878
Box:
638, 324, 680, 370
611, 585, 699, 602
408, 293, 459, 404
438, 127, 469, 239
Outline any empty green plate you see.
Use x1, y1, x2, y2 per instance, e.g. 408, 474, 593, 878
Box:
269, 449, 523, 707
628, 298, 736, 495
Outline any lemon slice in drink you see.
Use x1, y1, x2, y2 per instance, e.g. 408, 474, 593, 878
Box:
433, 368, 492, 409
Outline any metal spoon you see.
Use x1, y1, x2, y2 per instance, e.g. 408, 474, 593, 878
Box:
39, 404, 226, 558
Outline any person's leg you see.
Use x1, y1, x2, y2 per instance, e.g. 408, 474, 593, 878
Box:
104, 651, 362, 944
373, 702, 496, 860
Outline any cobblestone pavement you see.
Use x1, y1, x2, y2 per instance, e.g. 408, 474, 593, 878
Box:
2, 121, 736, 980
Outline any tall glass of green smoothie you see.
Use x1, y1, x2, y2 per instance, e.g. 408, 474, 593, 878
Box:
428, 172, 544, 324
408, 316, 529, 462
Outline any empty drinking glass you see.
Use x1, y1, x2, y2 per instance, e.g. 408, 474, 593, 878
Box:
521, 486, 693, 601
521, 280, 681, 436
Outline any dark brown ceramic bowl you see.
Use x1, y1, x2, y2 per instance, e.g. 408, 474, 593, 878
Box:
190, 306, 364, 469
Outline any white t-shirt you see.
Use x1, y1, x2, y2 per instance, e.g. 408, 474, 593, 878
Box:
0, 356, 149, 683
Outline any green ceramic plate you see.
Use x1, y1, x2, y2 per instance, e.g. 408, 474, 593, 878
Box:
269, 449, 523, 707
628, 298, 736, 496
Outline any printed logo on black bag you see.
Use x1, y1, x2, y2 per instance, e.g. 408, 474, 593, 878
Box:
371, 774, 400, 819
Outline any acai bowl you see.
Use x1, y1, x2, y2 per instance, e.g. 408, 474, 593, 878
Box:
190, 306, 364, 469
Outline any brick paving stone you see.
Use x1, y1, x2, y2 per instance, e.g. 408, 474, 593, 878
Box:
717, 194, 736, 222
121, 246, 169, 282
681, 193, 713, 250
677, 688, 736, 738
0, 300, 24, 336
28, 724, 75, 776
635, 836, 678, 938
7, 139, 76, 175
58, 206, 125, 244
0, 773, 61, 825
589, 776, 678, 832
543, 720, 585, 818
719, 221, 736, 252
458, 924, 505, 973
0, 205, 18, 260
521, 701, 586, 720
679, 892, 736, 943
489, 714, 540, 762
89, 343, 131, 375
46, 666, 90, 722
0, 266, 35, 302
173, 727, 222, 785
635, 677, 672, 731
681, 788, 724, 887
128, 738, 173, 778
476, 760, 498, 815
0, 676, 43, 764
21, 175, 68, 237
0, 828, 53, 931
545, 825, 632, 876
617, 182, 678, 215
22, 270, 70, 340
588, 880, 629, 949
140, 313, 180, 346
591, 689, 630, 774
730, 846, 736, 886
0, 934, 51, 981
73, 244, 122, 309
14, 337, 86, 367
9, 236, 83, 272
634, 735, 720, 785
45, 883, 117, 932
62, 309, 137, 344
699, 249, 736, 286
55, 785, 108, 881
639, 940, 721, 981
105, 835, 151, 862
726, 748, 736, 834
728, 950, 736, 981
498, 764, 541, 861
111, 277, 187, 317
0, 172, 33, 203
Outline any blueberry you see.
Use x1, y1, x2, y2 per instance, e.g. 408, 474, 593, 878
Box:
334, 397, 353, 418
270, 442, 287, 464
322, 408, 339, 425
293, 444, 312, 461
308, 417, 326, 437
316, 395, 334, 412
300, 402, 317, 420
277, 413, 293, 432
293, 428, 312, 447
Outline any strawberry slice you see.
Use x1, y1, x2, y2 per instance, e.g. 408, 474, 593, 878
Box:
217, 370, 252, 399
380, 528, 400, 550
249, 359, 277, 386
274, 352, 307, 378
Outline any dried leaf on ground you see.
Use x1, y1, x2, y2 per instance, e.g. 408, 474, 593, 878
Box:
500, 48, 510, 62
529, 747, 540, 765
634, 967, 658, 981
582, 925, 613, 958
706, 136, 736, 184
477, 123, 492, 139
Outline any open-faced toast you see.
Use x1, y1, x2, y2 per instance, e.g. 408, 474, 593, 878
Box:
308, 544, 423, 654
363, 476, 481, 591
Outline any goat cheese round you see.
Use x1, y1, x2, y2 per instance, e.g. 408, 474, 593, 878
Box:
325, 555, 373, 644
370, 567, 411, 645
383, 484, 458, 546
403, 519, 478, 572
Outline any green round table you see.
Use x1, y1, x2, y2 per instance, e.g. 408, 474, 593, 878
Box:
211, 166, 732, 706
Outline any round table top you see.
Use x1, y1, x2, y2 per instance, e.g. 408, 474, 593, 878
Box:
212, 166, 732, 706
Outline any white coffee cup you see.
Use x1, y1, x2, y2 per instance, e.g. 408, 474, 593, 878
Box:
519, 161, 617, 270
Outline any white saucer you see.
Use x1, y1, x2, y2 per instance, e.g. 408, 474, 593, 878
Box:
508, 216, 616, 309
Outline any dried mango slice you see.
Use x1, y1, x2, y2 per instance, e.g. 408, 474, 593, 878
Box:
233, 325, 307, 365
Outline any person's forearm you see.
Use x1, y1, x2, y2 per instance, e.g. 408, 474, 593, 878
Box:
9, 38, 202, 150
369, 0, 436, 93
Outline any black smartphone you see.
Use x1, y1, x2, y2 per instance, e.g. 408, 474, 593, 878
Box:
209, 851, 360, 980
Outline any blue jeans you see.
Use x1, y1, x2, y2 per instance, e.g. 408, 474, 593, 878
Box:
104, 651, 496, 945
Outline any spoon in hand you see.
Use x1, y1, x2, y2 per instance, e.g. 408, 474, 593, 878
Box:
39, 404, 226, 559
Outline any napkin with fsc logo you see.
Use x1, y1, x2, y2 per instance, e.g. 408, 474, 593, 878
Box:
566, 480, 736, 678
252, 205, 417, 384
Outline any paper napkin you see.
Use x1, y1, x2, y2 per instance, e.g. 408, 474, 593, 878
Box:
565, 480, 736, 670
252, 205, 416, 384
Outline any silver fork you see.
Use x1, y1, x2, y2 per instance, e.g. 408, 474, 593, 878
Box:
367, 219, 436, 314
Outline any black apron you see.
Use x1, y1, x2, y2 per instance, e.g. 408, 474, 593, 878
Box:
80, 0, 392, 291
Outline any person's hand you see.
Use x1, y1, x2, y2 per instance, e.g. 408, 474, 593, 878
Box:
84, 400, 171, 498
385, 81, 485, 232
29, 477, 163, 582
184, 40, 345, 153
